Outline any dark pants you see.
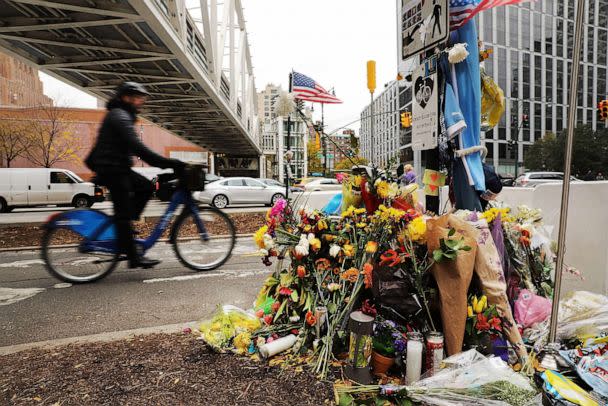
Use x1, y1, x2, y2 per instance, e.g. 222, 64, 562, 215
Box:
97, 170, 152, 260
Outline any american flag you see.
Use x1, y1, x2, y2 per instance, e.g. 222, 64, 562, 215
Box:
450, 0, 533, 31
291, 71, 342, 104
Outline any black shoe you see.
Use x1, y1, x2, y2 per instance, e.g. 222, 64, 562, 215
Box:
129, 255, 161, 269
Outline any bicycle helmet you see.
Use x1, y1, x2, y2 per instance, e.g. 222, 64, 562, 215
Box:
115, 81, 150, 97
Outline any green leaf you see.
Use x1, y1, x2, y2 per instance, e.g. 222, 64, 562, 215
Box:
445, 239, 458, 249
433, 249, 444, 262
280, 272, 293, 287
290, 290, 299, 302
327, 302, 337, 314
461, 245, 472, 251
448, 228, 456, 237
274, 300, 287, 322
338, 393, 355, 406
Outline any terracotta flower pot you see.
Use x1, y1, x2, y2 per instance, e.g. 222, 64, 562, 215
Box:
371, 350, 395, 375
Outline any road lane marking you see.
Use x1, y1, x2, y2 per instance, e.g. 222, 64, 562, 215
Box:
0, 287, 45, 306
142, 268, 269, 284
0, 259, 45, 268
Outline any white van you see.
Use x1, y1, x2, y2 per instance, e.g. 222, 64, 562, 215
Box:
0, 168, 104, 213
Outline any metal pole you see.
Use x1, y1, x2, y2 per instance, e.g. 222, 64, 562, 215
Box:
322, 103, 327, 177
548, 0, 585, 343
370, 93, 374, 166
285, 73, 293, 200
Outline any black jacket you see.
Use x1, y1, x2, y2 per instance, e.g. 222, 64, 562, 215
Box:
86, 99, 174, 174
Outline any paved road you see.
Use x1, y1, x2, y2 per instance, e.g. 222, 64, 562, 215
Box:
0, 238, 272, 347
0, 200, 267, 225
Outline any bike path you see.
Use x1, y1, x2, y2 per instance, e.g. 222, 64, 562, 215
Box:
0, 239, 272, 347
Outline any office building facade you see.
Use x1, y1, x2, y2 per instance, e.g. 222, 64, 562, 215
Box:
478, 1, 608, 175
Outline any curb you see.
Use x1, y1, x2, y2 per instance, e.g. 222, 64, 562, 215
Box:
0, 233, 254, 253
0, 321, 197, 356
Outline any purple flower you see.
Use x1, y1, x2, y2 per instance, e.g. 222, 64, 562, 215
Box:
394, 339, 406, 353
385, 320, 396, 328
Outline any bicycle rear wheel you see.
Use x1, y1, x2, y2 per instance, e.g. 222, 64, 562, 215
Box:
42, 227, 119, 283
172, 206, 235, 271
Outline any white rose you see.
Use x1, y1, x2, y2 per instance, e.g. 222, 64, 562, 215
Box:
295, 244, 309, 257
263, 234, 275, 249
259, 248, 269, 256
329, 244, 341, 258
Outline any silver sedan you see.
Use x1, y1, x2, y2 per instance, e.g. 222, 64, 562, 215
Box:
195, 177, 285, 208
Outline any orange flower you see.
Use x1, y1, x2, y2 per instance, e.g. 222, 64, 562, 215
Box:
315, 258, 331, 271
365, 241, 378, 254
341, 267, 359, 283
332, 267, 341, 275
362, 263, 374, 289
305, 310, 317, 326
296, 265, 307, 278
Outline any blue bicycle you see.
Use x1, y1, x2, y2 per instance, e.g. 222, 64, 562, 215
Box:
42, 165, 236, 283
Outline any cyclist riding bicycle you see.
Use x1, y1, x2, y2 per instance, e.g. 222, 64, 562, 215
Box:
85, 81, 184, 269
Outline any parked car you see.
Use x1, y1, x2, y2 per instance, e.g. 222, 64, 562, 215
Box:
302, 178, 342, 191
0, 168, 104, 212
258, 178, 304, 193
155, 171, 222, 202
514, 172, 581, 187
195, 177, 285, 208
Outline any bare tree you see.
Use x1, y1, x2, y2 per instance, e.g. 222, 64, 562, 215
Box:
0, 118, 30, 168
26, 105, 81, 168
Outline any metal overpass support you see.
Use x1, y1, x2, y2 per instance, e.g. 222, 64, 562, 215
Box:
0, 0, 260, 155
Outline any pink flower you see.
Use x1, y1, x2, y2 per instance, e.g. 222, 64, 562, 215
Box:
270, 198, 287, 217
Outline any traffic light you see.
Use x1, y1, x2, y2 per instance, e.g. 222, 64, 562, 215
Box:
400, 111, 412, 128
599, 100, 608, 121
315, 131, 321, 149
522, 114, 529, 128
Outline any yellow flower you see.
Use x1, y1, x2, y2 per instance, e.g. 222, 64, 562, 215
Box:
480, 207, 512, 224
356, 222, 367, 229
253, 225, 268, 249
341, 206, 356, 218
354, 208, 366, 215
351, 175, 363, 187
343, 244, 355, 257
303, 224, 312, 232
467, 306, 473, 317
309, 237, 321, 251
365, 241, 378, 254
376, 181, 389, 199
405, 217, 427, 242
317, 219, 328, 231
234, 332, 251, 354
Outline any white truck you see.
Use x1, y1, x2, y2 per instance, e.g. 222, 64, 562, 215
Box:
0, 168, 104, 213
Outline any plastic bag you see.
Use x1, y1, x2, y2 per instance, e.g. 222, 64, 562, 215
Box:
559, 343, 608, 399
514, 289, 552, 328
557, 291, 608, 340
541, 370, 599, 406
408, 355, 536, 406
480, 69, 506, 131
198, 305, 261, 352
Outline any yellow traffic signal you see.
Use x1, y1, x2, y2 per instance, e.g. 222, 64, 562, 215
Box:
366, 60, 376, 93
400, 111, 412, 128
315, 131, 321, 149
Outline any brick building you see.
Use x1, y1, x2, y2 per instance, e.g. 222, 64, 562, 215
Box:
0, 52, 207, 178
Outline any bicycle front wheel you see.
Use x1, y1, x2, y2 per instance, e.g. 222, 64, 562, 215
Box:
172, 206, 236, 271
42, 226, 119, 283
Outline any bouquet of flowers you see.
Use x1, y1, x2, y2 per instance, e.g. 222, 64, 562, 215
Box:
465, 294, 504, 354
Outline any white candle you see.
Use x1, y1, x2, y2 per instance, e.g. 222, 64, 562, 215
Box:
405, 338, 423, 384
258, 334, 297, 359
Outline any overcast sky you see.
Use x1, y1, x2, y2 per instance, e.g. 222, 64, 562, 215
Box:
40, 1, 398, 133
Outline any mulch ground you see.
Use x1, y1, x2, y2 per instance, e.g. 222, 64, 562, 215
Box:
0, 212, 265, 249
0, 333, 333, 406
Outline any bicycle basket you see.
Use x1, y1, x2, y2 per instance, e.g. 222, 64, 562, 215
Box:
183, 164, 206, 191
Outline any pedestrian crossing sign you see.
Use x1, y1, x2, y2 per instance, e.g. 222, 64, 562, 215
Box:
400, 0, 449, 61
